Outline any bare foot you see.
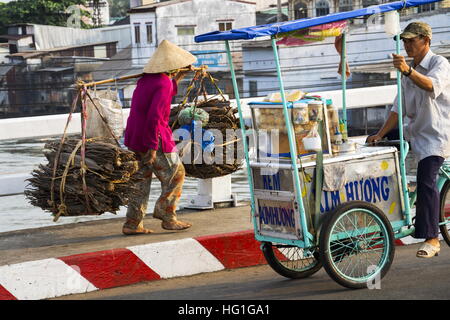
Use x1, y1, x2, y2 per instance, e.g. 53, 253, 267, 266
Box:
161, 220, 192, 230
122, 226, 154, 235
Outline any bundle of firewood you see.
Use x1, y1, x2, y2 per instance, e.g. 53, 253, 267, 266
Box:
170, 98, 244, 179
24, 138, 144, 221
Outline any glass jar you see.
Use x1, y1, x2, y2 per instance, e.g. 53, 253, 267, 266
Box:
292, 102, 309, 125
307, 100, 323, 122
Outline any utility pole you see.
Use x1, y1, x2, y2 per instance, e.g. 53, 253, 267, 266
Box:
92, 0, 102, 27
277, 0, 282, 22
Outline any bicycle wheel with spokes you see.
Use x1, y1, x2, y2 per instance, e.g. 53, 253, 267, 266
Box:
440, 180, 450, 246
262, 242, 322, 279
319, 201, 395, 289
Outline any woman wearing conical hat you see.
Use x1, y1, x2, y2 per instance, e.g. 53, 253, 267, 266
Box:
122, 40, 196, 235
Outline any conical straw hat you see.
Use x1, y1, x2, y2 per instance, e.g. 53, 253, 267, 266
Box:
143, 40, 197, 73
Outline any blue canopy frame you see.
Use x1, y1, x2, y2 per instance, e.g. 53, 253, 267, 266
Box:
195, 0, 441, 43
194, 0, 442, 248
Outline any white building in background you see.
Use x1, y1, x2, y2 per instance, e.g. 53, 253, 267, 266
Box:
3, 23, 130, 56
130, 0, 273, 12
129, 0, 256, 71
256, 0, 284, 11
0, 43, 10, 64
0, 21, 133, 116
243, 5, 450, 98
287, 0, 447, 20
130, 0, 157, 7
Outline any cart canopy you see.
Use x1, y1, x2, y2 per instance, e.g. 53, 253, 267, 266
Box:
194, 0, 441, 43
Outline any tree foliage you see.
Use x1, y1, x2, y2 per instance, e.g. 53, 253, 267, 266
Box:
107, 0, 130, 19
0, 0, 90, 34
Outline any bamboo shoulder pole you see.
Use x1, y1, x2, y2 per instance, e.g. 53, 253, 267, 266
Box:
81, 73, 144, 88
78, 66, 208, 88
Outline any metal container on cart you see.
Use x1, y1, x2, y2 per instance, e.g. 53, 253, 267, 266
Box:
250, 146, 405, 242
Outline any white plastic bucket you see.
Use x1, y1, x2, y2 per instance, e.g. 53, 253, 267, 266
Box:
303, 136, 322, 151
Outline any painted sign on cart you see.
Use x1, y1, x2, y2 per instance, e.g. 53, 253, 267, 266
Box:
252, 150, 404, 240
321, 176, 391, 212
257, 199, 298, 238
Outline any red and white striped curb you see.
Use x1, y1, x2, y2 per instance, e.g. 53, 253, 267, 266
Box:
0, 230, 266, 300
0, 228, 429, 300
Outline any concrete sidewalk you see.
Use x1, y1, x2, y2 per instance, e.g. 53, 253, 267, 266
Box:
0, 204, 268, 300
0, 203, 421, 300
0, 204, 253, 266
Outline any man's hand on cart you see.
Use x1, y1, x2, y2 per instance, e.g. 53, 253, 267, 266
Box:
366, 135, 404, 151
366, 112, 399, 145
366, 134, 383, 144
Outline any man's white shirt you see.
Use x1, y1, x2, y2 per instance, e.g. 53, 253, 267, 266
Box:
392, 50, 450, 161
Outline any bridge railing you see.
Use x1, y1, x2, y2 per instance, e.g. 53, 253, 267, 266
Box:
0, 85, 397, 196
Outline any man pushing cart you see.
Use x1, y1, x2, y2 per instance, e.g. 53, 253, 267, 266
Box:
194, 0, 450, 289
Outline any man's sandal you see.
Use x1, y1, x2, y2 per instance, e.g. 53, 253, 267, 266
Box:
416, 242, 440, 258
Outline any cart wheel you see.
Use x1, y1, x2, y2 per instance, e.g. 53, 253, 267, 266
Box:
261, 242, 322, 279
319, 201, 395, 289
440, 180, 450, 246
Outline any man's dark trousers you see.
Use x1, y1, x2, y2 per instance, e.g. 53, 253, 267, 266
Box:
415, 156, 445, 239
368, 128, 444, 239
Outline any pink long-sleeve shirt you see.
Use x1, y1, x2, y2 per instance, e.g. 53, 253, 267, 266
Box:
124, 73, 178, 153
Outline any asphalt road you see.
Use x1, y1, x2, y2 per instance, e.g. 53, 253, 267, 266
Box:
55, 242, 450, 301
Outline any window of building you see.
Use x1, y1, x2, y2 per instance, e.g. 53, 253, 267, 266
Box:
316, 0, 330, 17
218, 22, 233, 31
249, 81, 258, 98
294, 1, 308, 19
417, 2, 435, 13
134, 23, 141, 44
362, 0, 379, 7
94, 45, 107, 59
146, 23, 153, 43
362, 0, 379, 22
339, 0, 353, 12
177, 25, 196, 36
9, 44, 18, 54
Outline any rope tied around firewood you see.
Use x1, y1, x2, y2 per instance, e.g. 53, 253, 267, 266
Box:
169, 71, 244, 179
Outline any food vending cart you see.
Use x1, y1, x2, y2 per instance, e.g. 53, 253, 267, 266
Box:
195, 0, 450, 289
